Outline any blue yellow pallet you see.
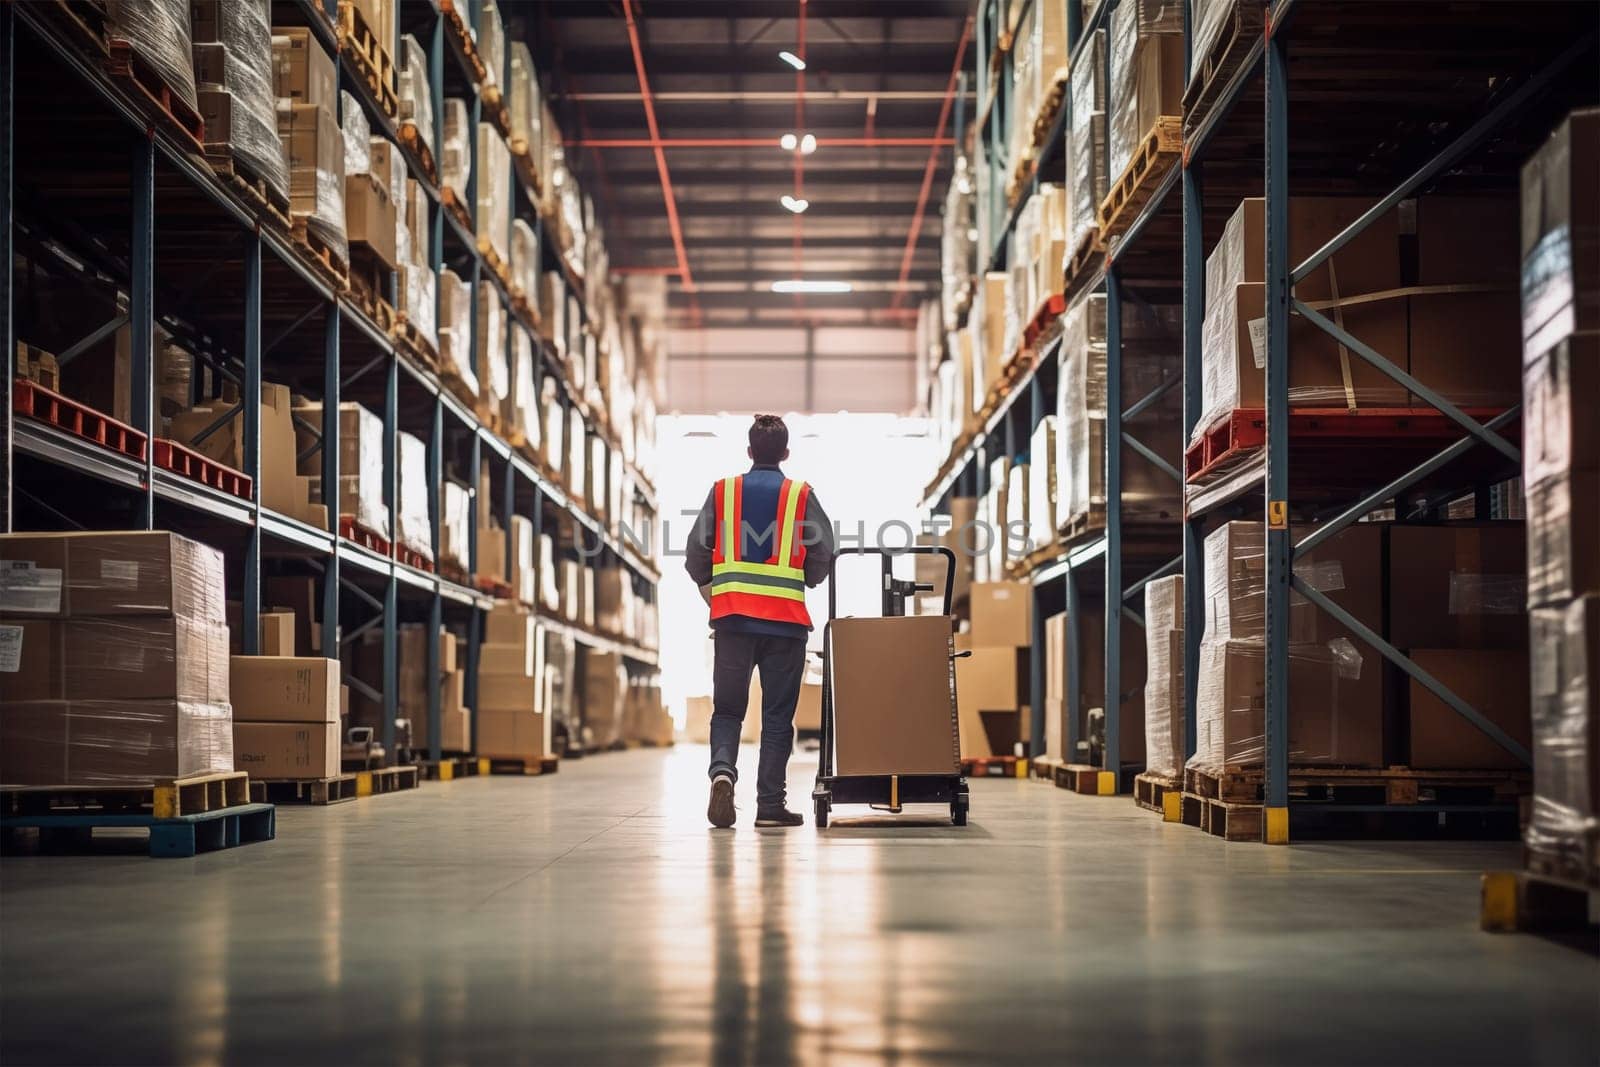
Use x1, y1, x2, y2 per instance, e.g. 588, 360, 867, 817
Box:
1, 803, 276, 858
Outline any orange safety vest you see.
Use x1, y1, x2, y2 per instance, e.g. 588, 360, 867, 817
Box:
710, 475, 812, 627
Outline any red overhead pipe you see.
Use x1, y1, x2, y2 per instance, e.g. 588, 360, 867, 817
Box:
890, 15, 972, 310
567, 136, 956, 148
622, 0, 695, 298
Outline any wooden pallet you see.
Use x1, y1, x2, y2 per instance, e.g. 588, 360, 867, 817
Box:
1184, 764, 1531, 807
419, 757, 479, 782
392, 315, 439, 372
1134, 772, 1183, 818
13, 378, 149, 460
441, 184, 474, 234
1054, 763, 1115, 795
1097, 116, 1183, 240
104, 37, 205, 151
1182, 0, 1266, 139
1031, 755, 1066, 781
439, 0, 489, 84
153, 438, 253, 499
37, 1, 109, 61
1063, 227, 1106, 301
480, 86, 511, 138
357, 765, 420, 796
336, 0, 398, 118
340, 514, 391, 555
349, 268, 397, 335
1181, 791, 1264, 842
1, 771, 251, 819
1057, 504, 1107, 548
511, 145, 546, 203
1032, 66, 1070, 147
251, 775, 359, 805
1526, 837, 1600, 892
441, 365, 478, 408
474, 575, 514, 599
290, 216, 350, 290
398, 121, 438, 186
478, 239, 513, 292
1481, 869, 1599, 934
201, 133, 291, 223
1, 802, 274, 858
961, 755, 1027, 779
483, 756, 559, 776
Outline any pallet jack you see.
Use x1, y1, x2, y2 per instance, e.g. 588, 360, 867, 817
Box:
812, 545, 971, 828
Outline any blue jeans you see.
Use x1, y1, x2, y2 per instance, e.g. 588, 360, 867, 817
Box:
708, 631, 806, 810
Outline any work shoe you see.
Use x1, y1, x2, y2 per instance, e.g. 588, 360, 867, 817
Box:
754, 808, 804, 828
708, 774, 736, 828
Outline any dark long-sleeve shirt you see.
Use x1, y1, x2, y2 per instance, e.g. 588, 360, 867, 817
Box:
684, 464, 836, 638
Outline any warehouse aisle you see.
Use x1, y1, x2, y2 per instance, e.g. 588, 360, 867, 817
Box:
2, 748, 1594, 1066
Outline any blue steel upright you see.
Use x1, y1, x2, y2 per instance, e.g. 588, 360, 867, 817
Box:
1180, 163, 1204, 763
1, 2, 12, 533
241, 234, 263, 654
131, 134, 155, 528
1101, 268, 1122, 793
1261, 21, 1291, 842
322, 306, 341, 659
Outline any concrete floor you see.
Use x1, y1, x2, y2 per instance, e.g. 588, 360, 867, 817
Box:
1, 745, 1595, 1066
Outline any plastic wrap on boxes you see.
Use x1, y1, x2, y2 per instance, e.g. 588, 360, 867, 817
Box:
478, 0, 505, 86
0, 530, 227, 619
508, 326, 538, 449
398, 34, 434, 153
1189, 0, 1233, 82
476, 123, 511, 265
107, 0, 198, 112
0, 699, 234, 786
1067, 29, 1106, 256
543, 377, 565, 474
477, 286, 509, 419
400, 263, 437, 349
509, 42, 542, 154
440, 480, 471, 573
511, 219, 539, 300
200, 0, 287, 203
442, 98, 471, 199
397, 431, 432, 561
1142, 574, 1185, 777
1520, 109, 1600, 359
1027, 416, 1057, 549
1186, 638, 1362, 770
294, 401, 387, 538
1108, 0, 1184, 181
941, 156, 976, 332
438, 268, 476, 397
278, 99, 346, 265
340, 89, 371, 179
1526, 597, 1599, 878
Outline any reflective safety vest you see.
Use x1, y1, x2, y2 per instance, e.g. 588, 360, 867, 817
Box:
710, 475, 812, 627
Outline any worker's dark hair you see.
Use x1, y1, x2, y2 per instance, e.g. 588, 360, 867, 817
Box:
748, 413, 789, 465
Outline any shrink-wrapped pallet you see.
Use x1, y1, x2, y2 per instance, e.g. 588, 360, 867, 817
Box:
192, 0, 286, 202
1526, 596, 1600, 882
438, 268, 477, 398
1066, 29, 1106, 258
1107, 0, 1185, 183
396, 431, 433, 562
477, 286, 509, 424
508, 42, 543, 158
108, 0, 199, 112
441, 98, 471, 201
1143, 574, 1185, 778
476, 123, 511, 266
398, 34, 433, 154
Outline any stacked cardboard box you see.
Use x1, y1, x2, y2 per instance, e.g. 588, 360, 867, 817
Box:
1142, 575, 1185, 778
1065, 27, 1106, 258
441, 97, 471, 204
396, 625, 466, 752
1194, 195, 1521, 443
192, 0, 287, 204
583, 651, 626, 751
438, 268, 477, 398
1027, 417, 1058, 553
478, 601, 550, 762
1107, 0, 1184, 183
623, 679, 673, 746
292, 400, 388, 539
955, 581, 1031, 757
1188, 521, 1389, 773
230, 655, 341, 779
169, 381, 324, 527
396, 430, 432, 562
476, 284, 509, 430
832, 615, 959, 776
1043, 613, 1067, 760
1041, 597, 1147, 766
439, 480, 472, 575
1520, 109, 1599, 882
0, 531, 235, 785
396, 33, 432, 157
271, 26, 345, 264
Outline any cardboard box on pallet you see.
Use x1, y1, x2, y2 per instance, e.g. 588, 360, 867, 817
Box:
1407, 649, 1531, 770
233, 719, 340, 779
228, 655, 340, 723
169, 382, 313, 523
0, 530, 227, 620
292, 400, 387, 537
276, 102, 346, 261
1107, 0, 1184, 182
1143, 574, 1185, 779
270, 27, 336, 110
584, 651, 627, 750
969, 581, 1032, 648
1526, 596, 1600, 875
265, 576, 318, 656
1, 699, 234, 786
1388, 523, 1527, 649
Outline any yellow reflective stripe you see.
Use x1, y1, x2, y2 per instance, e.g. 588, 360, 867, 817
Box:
721, 477, 737, 563
713, 560, 804, 580
777, 480, 805, 566
711, 581, 807, 602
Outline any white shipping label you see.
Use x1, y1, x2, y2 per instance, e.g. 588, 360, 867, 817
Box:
1248, 317, 1268, 369
0, 563, 63, 614
0, 625, 22, 672
100, 559, 141, 587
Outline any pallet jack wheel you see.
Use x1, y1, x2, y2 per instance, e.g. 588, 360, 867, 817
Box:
951, 785, 970, 826
814, 795, 830, 829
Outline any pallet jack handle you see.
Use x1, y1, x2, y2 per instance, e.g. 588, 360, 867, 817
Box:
826, 544, 957, 620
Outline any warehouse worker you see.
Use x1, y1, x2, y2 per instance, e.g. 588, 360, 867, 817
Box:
685, 414, 836, 829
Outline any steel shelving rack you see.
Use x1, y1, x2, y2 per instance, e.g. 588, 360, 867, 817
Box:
929, 0, 1594, 833
0, 0, 662, 766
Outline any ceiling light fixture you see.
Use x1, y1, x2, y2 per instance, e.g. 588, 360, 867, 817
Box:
772, 280, 852, 294
779, 51, 806, 70
780, 195, 810, 214
799, 133, 817, 155
779, 133, 798, 151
